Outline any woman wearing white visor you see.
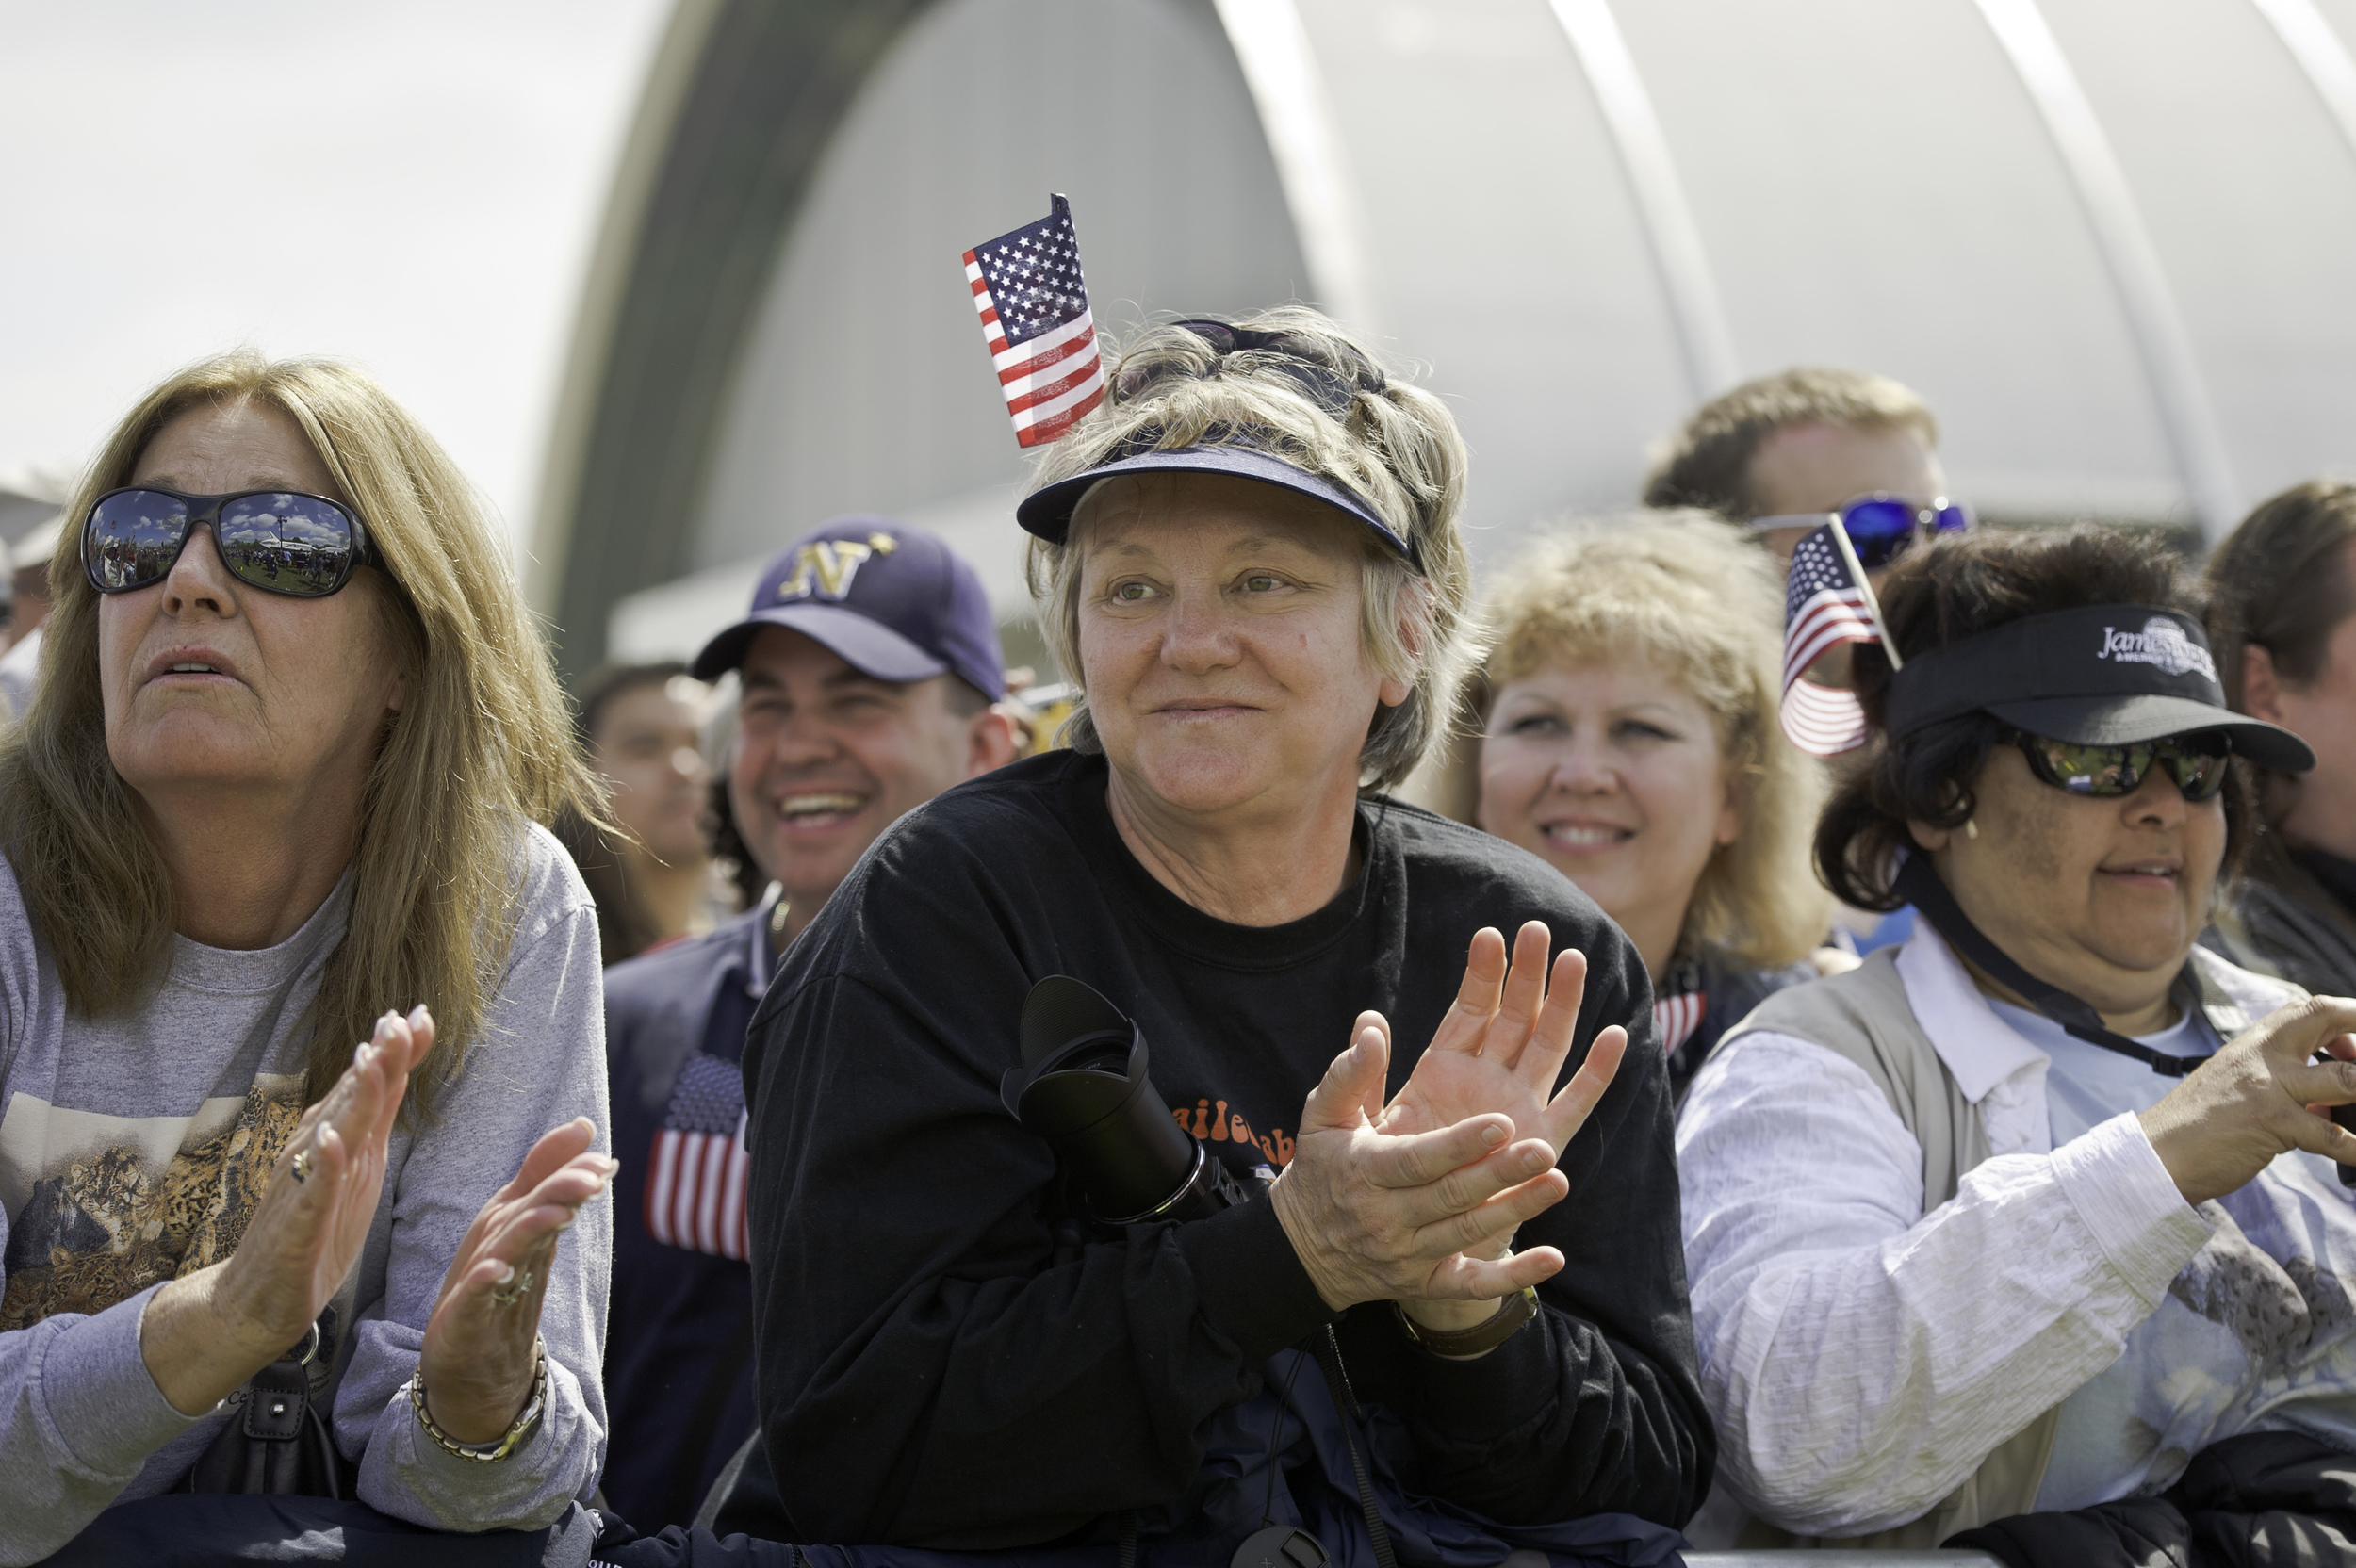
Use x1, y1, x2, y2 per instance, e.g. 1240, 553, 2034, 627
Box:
1677, 525, 2356, 1563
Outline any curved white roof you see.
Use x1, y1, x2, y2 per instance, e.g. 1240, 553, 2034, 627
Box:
571, 0, 2356, 664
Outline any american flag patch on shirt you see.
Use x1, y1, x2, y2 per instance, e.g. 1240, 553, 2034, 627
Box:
646, 1051, 749, 1262
1653, 989, 1707, 1055
962, 193, 1104, 449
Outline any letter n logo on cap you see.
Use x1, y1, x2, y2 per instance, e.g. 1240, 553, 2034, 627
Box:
780, 540, 875, 602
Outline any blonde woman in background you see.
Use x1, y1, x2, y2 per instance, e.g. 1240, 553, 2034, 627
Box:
1449, 513, 1831, 1098
0, 353, 614, 1560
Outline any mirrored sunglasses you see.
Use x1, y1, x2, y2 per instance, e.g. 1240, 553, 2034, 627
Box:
1751, 492, 1974, 569
2009, 728, 2232, 802
84, 486, 375, 598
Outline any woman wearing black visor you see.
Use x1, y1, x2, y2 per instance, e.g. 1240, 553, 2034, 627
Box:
1677, 525, 2356, 1562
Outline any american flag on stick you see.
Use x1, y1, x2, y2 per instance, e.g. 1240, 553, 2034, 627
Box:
1780, 520, 1903, 757
962, 194, 1104, 448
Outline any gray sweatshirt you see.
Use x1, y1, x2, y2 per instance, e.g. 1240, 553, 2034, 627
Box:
0, 825, 611, 1565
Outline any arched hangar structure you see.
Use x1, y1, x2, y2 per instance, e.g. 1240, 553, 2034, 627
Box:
530, 0, 2356, 678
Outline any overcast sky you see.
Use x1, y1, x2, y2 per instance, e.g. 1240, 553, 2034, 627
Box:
0, 0, 673, 559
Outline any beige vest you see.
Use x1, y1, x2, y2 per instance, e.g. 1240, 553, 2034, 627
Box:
1715, 948, 2061, 1550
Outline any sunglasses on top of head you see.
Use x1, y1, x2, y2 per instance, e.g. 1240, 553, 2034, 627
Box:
82, 486, 377, 599
2008, 728, 2233, 803
1749, 492, 1974, 569
1112, 318, 1388, 417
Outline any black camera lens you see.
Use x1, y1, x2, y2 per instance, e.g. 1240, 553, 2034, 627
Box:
1003, 977, 1252, 1224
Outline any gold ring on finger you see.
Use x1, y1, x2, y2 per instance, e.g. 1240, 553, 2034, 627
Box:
289, 1150, 313, 1185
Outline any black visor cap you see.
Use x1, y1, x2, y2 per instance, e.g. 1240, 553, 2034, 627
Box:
1884, 604, 2315, 775
1014, 444, 1415, 564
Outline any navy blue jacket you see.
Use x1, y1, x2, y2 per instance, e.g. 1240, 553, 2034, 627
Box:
602, 905, 779, 1530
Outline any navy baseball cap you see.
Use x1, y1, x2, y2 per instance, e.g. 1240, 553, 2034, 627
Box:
691, 516, 1006, 700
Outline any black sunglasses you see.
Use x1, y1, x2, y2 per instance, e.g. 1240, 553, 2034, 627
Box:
83, 486, 376, 598
2009, 728, 2232, 802
1112, 318, 1387, 417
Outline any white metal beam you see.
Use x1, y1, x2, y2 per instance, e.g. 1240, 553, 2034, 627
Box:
1546, 0, 1742, 400
1212, 0, 1384, 340
1973, 0, 2242, 537
2249, 0, 2356, 168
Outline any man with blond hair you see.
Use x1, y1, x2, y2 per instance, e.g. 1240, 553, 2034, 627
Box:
1643, 366, 1958, 571
1647, 368, 1965, 961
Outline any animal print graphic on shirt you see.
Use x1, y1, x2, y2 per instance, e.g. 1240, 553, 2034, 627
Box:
0, 1075, 304, 1330
2168, 1206, 2356, 1373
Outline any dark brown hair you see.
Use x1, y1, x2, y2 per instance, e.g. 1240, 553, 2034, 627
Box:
705, 775, 766, 910
1642, 366, 1938, 519
556, 661, 695, 964
1817, 525, 2255, 910
576, 660, 690, 751
2203, 480, 2356, 714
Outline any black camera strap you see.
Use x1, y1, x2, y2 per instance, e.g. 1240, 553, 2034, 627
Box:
1893, 854, 2207, 1077
1312, 1328, 1397, 1568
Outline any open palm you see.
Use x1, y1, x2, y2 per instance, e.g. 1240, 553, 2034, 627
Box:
1267, 923, 1628, 1312
221, 1008, 434, 1351
1377, 922, 1625, 1161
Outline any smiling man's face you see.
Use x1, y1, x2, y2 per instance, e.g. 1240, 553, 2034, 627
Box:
728, 626, 993, 929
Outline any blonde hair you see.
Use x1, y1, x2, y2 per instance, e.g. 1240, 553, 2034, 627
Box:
0, 351, 601, 1116
1642, 366, 1938, 519
1022, 308, 1476, 791
1442, 512, 1827, 970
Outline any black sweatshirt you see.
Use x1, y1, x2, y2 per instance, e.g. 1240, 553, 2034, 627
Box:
740, 750, 1711, 1548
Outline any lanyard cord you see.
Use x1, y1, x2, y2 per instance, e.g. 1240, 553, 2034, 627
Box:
1892, 855, 2208, 1077
1313, 1327, 1398, 1568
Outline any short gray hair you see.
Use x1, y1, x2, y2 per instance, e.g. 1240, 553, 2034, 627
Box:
1021, 308, 1477, 792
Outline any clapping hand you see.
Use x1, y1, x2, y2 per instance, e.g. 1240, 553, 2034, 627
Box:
417, 1119, 615, 1445
1378, 922, 1624, 1160
1269, 922, 1625, 1316
142, 1007, 436, 1416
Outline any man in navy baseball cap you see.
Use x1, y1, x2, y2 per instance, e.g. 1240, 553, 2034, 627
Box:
690, 516, 1006, 697
691, 514, 1018, 946
600, 516, 1019, 1528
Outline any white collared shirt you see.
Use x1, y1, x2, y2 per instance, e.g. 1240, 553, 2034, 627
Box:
1677, 925, 2356, 1537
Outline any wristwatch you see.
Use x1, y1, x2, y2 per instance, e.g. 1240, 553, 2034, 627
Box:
1393, 1286, 1540, 1358
410, 1339, 548, 1462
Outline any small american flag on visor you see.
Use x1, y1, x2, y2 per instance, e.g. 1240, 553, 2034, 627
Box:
1781, 520, 1887, 757
963, 193, 1104, 448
